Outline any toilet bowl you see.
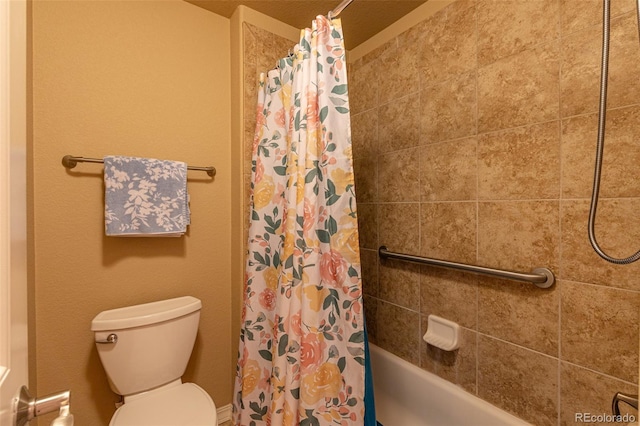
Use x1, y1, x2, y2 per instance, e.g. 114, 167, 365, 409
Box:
91, 296, 217, 426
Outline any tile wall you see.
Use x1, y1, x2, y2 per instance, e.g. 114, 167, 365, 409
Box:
349, 0, 640, 424
241, 23, 293, 240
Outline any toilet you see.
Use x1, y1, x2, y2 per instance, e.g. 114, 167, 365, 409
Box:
91, 296, 218, 426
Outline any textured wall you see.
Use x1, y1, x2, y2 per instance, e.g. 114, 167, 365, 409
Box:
31, 1, 231, 424
349, 0, 640, 424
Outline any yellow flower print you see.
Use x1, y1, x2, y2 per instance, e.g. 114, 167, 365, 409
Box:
296, 175, 305, 203
253, 175, 274, 210
307, 135, 321, 158
334, 228, 360, 264
330, 168, 353, 194
271, 373, 286, 401
343, 144, 352, 160
242, 360, 261, 395
303, 285, 329, 312
283, 229, 295, 260
280, 83, 291, 108
283, 400, 294, 425
263, 267, 279, 291
300, 363, 342, 405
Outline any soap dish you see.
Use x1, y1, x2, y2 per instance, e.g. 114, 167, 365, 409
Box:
423, 314, 460, 351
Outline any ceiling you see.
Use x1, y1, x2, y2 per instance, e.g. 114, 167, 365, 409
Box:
185, 1, 428, 50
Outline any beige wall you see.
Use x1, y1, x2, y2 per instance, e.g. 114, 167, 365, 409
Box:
31, 1, 231, 423
349, 0, 639, 425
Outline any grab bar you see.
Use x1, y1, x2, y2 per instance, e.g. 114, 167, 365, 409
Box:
612, 392, 638, 416
378, 246, 555, 288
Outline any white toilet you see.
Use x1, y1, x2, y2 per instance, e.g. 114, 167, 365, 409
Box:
91, 296, 218, 426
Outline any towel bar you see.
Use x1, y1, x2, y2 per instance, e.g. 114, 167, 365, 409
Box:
62, 155, 216, 177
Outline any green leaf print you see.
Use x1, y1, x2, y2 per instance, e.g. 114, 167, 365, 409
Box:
259, 349, 272, 361
331, 84, 348, 95
316, 229, 330, 243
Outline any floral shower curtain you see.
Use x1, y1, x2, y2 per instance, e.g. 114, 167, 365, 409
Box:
233, 15, 366, 425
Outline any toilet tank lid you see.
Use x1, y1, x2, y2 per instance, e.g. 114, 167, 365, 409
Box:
91, 296, 202, 331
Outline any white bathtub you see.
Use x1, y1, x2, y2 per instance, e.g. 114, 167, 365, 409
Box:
369, 344, 531, 426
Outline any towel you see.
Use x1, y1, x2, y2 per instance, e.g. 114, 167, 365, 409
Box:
104, 156, 190, 237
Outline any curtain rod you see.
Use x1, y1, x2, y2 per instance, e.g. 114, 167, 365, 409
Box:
329, 0, 354, 19
61, 155, 216, 177
378, 246, 555, 289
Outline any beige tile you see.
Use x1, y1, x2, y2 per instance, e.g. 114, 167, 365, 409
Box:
561, 13, 640, 118
363, 295, 378, 344
376, 301, 421, 364
560, 362, 638, 426
478, 336, 558, 426
243, 63, 258, 120
378, 43, 420, 105
559, 113, 594, 199
350, 109, 378, 160
243, 118, 256, 174
559, 21, 600, 118
560, 0, 636, 36
397, 20, 424, 48
379, 258, 420, 311
420, 137, 478, 201
360, 248, 378, 298
420, 202, 477, 263
256, 32, 288, 74
378, 93, 420, 153
353, 156, 377, 203
360, 38, 396, 69
478, 201, 560, 273
243, 172, 252, 218
561, 107, 640, 199
243, 26, 258, 122
478, 121, 561, 200
243, 23, 257, 65
561, 281, 640, 382
378, 203, 420, 255
419, 3, 476, 86
478, 42, 559, 133
378, 148, 420, 202
245, 65, 258, 103
356, 203, 377, 250
446, 0, 477, 15
478, 276, 559, 356
478, 0, 559, 67
420, 322, 477, 394
420, 71, 477, 143
350, 61, 378, 114
419, 267, 478, 329
561, 200, 640, 291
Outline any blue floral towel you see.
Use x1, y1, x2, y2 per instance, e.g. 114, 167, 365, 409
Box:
104, 156, 190, 237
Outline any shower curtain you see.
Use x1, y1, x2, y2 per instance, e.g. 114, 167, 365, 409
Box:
233, 15, 367, 426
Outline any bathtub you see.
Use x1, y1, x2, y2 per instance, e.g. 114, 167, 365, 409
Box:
369, 344, 531, 426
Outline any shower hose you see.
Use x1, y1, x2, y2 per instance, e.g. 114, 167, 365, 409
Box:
588, 0, 640, 264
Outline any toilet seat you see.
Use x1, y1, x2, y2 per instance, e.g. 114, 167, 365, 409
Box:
110, 383, 218, 426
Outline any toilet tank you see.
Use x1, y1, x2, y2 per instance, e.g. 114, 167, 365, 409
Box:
91, 296, 202, 396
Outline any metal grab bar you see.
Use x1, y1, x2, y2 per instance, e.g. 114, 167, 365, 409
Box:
378, 246, 555, 289
612, 392, 638, 416
62, 155, 216, 177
